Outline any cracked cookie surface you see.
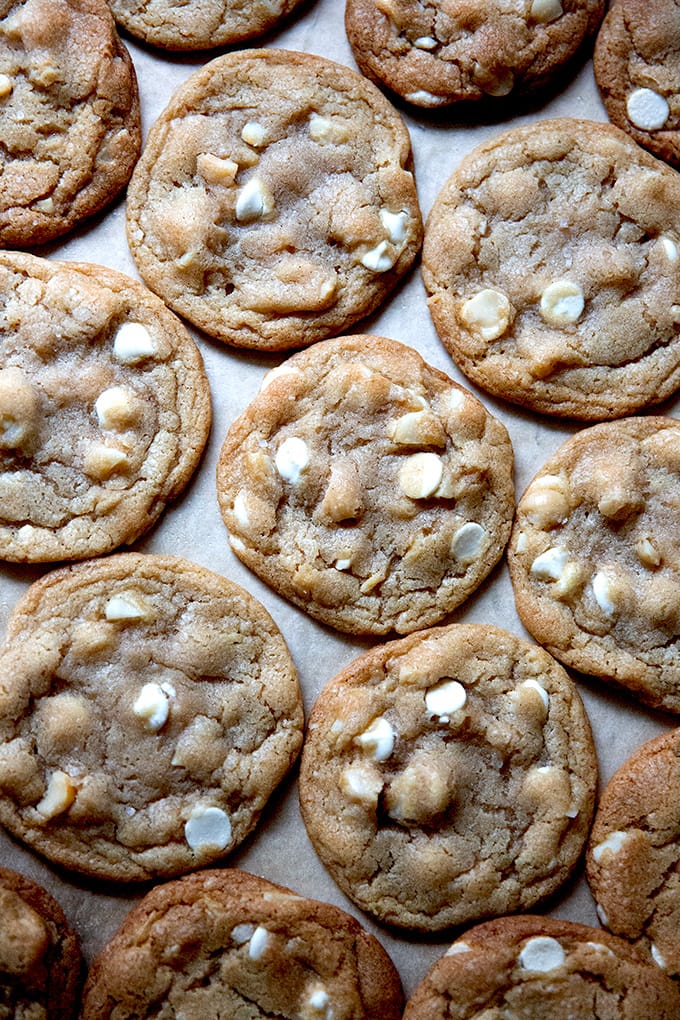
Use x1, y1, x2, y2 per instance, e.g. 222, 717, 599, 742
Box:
594, 0, 680, 168
402, 915, 680, 1018
423, 117, 680, 419
508, 417, 680, 713
298, 623, 596, 930
0, 554, 304, 881
217, 335, 514, 635
0, 251, 211, 563
345, 0, 604, 108
586, 727, 680, 979
81, 869, 403, 1020
0, 0, 141, 247
126, 49, 423, 352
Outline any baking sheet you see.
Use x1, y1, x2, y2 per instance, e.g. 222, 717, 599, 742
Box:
0, 0, 677, 998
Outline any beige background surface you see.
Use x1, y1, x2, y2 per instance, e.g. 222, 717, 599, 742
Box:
0, 0, 677, 1000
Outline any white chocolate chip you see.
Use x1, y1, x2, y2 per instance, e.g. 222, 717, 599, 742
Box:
305, 984, 333, 1020
104, 592, 152, 622
235, 177, 275, 222
387, 410, 446, 447
530, 546, 570, 581
529, 0, 562, 21
233, 490, 250, 528
354, 717, 395, 761
83, 443, 129, 479
451, 522, 487, 564
398, 452, 443, 499
0, 367, 40, 450
522, 474, 570, 527
520, 678, 549, 710
651, 944, 667, 969
95, 387, 136, 430
586, 942, 614, 956
592, 830, 629, 863
660, 236, 679, 262
231, 923, 255, 945
334, 558, 352, 571
591, 570, 617, 616
275, 436, 310, 484
248, 925, 270, 960
540, 280, 584, 325
460, 289, 511, 340
340, 765, 383, 805
405, 90, 447, 106
361, 240, 396, 273
425, 680, 466, 718
518, 936, 566, 972
636, 537, 661, 568
413, 35, 437, 48
34, 197, 54, 213
197, 152, 239, 184
446, 942, 472, 956
380, 208, 409, 245
308, 113, 350, 144
259, 364, 304, 391
133, 682, 172, 732
184, 805, 232, 853
516, 531, 528, 553
113, 322, 156, 363
596, 903, 609, 926
0, 72, 13, 98
626, 88, 670, 131
241, 121, 266, 147
35, 771, 76, 820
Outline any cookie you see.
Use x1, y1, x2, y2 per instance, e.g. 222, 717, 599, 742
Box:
298, 623, 597, 931
508, 417, 680, 713
126, 49, 423, 352
217, 335, 514, 636
0, 0, 141, 247
402, 915, 680, 1019
345, 0, 605, 109
109, 0, 307, 51
0, 251, 211, 563
0, 867, 81, 1020
586, 727, 680, 978
422, 117, 680, 419
594, 0, 680, 168
81, 868, 404, 1019
0, 553, 304, 881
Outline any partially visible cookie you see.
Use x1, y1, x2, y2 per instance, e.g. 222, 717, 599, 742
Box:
0, 252, 211, 563
299, 623, 597, 931
586, 727, 680, 978
423, 117, 680, 419
402, 915, 680, 1019
0, 0, 141, 247
0, 867, 81, 1020
508, 417, 680, 713
594, 0, 680, 167
0, 553, 304, 881
109, 0, 307, 51
126, 49, 422, 352
346, 0, 605, 109
217, 335, 514, 636
81, 869, 404, 1019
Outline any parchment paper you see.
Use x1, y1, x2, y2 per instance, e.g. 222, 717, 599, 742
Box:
0, 0, 677, 999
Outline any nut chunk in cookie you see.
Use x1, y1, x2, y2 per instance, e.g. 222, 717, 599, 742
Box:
126, 49, 423, 351
0, 554, 304, 882
217, 335, 514, 635
508, 417, 680, 713
299, 624, 596, 930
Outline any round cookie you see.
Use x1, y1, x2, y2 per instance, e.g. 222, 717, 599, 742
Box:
402, 915, 680, 1019
126, 49, 423, 352
594, 0, 680, 168
422, 117, 680, 419
345, 0, 605, 109
217, 335, 514, 636
0, 251, 211, 563
0, 867, 81, 1020
0, 0, 141, 247
298, 623, 597, 931
508, 417, 680, 713
81, 869, 404, 1019
109, 0, 307, 51
586, 727, 680, 978
0, 553, 304, 882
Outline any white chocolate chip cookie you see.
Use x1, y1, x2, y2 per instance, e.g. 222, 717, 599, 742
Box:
126, 49, 422, 352
0, 554, 303, 881
299, 623, 596, 930
508, 417, 680, 713
0, 252, 211, 563
217, 335, 515, 635
423, 117, 680, 419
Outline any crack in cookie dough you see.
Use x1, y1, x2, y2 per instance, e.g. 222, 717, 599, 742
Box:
508, 416, 680, 712
217, 335, 514, 635
423, 117, 680, 418
0, 0, 141, 246
299, 624, 596, 930
0, 252, 211, 562
126, 49, 422, 352
0, 554, 304, 881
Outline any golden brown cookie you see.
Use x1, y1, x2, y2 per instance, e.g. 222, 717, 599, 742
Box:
508, 417, 680, 713
126, 49, 423, 352
0, 554, 304, 881
299, 624, 597, 931
81, 869, 404, 1019
217, 335, 514, 636
0, 0, 141, 247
